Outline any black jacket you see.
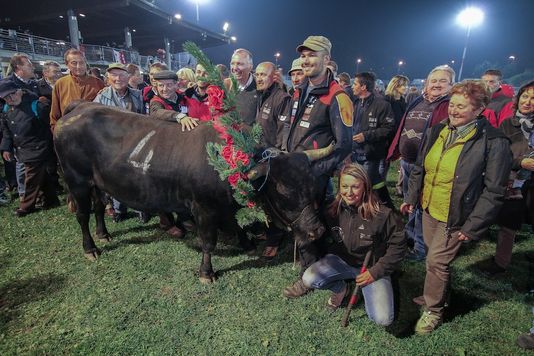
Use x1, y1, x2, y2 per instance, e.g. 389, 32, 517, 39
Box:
6, 74, 39, 95
0, 91, 53, 163
255, 83, 290, 149
286, 70, 353, 177
406, 117, 512, 239
353, 93, 395, 160
36, 78, 53, 101
236, 76, 258, 126
328, 203, 406, 280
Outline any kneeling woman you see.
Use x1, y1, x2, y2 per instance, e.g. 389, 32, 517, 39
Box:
302, 163, 406, 326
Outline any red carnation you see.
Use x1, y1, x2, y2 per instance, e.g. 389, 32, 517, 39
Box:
247, 201, 256, 208
228, 172, 241, 187
207, 85, 225, 111
221, 145, 233, 162
234, 150, 250, 166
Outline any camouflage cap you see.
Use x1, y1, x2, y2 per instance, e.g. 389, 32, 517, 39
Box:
288, 58, 303, 74
296, 35, 331, 54
106, 63, 128, 73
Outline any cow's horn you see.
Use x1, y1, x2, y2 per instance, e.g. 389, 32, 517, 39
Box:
303, 142, 335, 162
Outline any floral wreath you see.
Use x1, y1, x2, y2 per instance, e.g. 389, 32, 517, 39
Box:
184, 42, 267, 227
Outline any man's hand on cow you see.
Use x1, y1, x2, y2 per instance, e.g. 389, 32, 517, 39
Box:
2, 151, 12, 162
181, 117, 199, 132
353, 133, 365, 143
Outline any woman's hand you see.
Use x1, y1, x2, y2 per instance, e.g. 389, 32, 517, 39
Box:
399, 203, 413, 215
355, 270, 375, 287
520, 158, 534, 171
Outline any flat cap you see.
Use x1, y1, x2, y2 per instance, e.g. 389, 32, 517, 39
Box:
152, 70, 178, 81
0, 80, 19, 98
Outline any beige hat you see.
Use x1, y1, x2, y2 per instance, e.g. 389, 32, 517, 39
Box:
288, 58, 303, 74
296, 35, 331, 54
106, 63, 128, 72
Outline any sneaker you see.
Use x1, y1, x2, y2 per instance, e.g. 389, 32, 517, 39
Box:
283, 279, 311, 299
415, 310, 442, 335
478, 259, 506, 278
326, 283, 348, 312
517, 333, 534, 349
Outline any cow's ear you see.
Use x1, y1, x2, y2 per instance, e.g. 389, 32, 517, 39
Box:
246, 162, 268, 182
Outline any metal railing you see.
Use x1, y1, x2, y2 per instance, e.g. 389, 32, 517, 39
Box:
0, 29, 193, 71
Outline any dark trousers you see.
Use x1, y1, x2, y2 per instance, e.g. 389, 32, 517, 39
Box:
19, 159, 58, 212
2, 155, 17, 189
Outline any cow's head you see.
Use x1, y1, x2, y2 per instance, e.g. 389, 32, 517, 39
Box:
247, 144, 334, 243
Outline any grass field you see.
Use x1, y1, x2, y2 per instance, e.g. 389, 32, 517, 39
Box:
1, 166, 534, 355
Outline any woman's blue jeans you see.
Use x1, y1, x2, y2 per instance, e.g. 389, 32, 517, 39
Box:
302, 254, 394, 326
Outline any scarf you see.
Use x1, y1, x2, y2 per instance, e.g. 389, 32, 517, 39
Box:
518, 111, 534, 146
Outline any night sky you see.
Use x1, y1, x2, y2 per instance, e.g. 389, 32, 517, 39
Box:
162, 0, 533, 80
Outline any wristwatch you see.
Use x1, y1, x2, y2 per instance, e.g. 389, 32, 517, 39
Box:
175, 113, 187, 123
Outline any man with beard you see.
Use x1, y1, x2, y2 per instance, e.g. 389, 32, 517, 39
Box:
283, 35, 354, 298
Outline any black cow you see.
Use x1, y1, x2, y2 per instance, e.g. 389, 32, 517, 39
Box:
54, 102, 330, 283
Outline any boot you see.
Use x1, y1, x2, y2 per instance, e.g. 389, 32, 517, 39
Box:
326, 283, 348, 312
283, 279, 311, 298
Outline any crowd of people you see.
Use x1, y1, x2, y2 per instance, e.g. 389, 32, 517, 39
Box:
0, 34, 533, 346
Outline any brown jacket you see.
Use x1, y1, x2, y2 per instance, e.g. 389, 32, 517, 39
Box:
50, 74, 104, 131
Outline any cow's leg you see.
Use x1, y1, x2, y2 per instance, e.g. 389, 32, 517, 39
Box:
72, 188, 101, 261
192, 202, 217, 283
92, 188, 111, 242
237, 229, 257, 256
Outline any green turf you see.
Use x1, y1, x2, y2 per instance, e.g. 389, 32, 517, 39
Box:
1, 164, 533, 355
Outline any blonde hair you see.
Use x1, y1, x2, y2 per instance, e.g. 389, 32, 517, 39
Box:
385, 75, 409, 99
177, 67, 196, 84
329, 163, 380, 220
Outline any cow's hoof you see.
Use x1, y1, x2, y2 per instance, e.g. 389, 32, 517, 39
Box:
84, 248, 101, 261
199, 274, 217, 284
97, 233, 112, 242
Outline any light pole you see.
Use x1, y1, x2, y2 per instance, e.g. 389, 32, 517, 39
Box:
189, 0, 208, 23
397, 60, 404, 74
456, 7, 484, 81
356, 58, 361, 73
274, 52, 281, 68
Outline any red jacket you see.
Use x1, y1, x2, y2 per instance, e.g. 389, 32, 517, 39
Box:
151, 93, 211, 121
